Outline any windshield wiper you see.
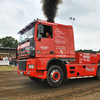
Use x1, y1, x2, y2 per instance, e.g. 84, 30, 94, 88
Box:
19, 40, 24, 45
19, 38, 30, 45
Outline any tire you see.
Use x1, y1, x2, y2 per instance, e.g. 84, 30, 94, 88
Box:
29, 77, 41, 81
47, 65, 64, 87
96, 66, 100, 80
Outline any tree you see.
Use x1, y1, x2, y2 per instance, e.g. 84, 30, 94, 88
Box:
0, 36, 18, 48
0, 38, 2, 46
75, 49, 93, 53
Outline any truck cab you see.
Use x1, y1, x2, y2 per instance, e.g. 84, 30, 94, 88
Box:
17, 19, 75, 87
17, 19, 100, 87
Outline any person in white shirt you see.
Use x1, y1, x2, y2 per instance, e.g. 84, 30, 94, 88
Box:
3, 56, 6, 61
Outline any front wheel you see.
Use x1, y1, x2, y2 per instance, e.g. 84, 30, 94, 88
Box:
96, 66, 100, 80
47, 65, 64, 87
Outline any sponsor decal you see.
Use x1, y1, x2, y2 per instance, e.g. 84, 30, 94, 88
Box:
80, 54, 82, 57
55, 28, 66, 39
57, 55, 67, 57
18, 42, 30, 50
86, 66, 95, 72
56, 46, 65, 55
56, 46, 66, 50
91, 54, 97, 57
55, 28, 65, 35
83, 53, 90, 59
59, 50, 63, 54
40, 46, 49, 50
55, 39, 66, 44
79, 58, 83, 63
79, 58, 90, 63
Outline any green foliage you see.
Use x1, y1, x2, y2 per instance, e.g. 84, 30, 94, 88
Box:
0, 36, 18, 48
0, 66, 17, 71
75, 49, 93, 53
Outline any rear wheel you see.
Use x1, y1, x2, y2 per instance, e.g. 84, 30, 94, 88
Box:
29, 77, 41, 81
96, 66, 100, 80
47, 65, 64, 87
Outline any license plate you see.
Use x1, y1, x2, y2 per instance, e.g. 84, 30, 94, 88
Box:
20, 72, 24, 75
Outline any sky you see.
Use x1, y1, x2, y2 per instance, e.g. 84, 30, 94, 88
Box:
0, 0, 100, 51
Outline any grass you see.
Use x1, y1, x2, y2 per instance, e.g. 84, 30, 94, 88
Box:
0, 65, 17, 71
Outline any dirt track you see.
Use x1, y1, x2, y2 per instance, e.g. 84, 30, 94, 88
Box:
0, 71, 100, 100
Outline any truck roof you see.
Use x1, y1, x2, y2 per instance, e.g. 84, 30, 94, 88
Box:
17, 20, 37, 35
37, 20, 72, 28
17, 19, 73, 35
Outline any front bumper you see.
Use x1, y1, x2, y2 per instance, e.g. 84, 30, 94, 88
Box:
17, 58, 47, 79
17, 70, 47, 79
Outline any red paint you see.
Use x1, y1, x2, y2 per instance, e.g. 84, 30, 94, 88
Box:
36, 58, 51, 70
17, 58, 47, 79
17, 41, 30, 50
70, 52, 100, 64
17, 19, 100, 85
66, 64, 98, 78
35, 20, 75, 59
17, 50, 29, 55
53, 72, 60, 81
17, 54, 29, 57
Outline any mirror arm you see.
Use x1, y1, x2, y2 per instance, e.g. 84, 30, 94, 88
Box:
38, 38, 41, 41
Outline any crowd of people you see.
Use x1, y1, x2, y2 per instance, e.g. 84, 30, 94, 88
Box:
0, 56, 16, 65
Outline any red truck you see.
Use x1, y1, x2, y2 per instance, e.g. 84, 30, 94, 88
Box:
17, 19, 100, 87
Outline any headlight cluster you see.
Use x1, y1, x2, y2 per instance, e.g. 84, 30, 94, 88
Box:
28, 65, 34, 68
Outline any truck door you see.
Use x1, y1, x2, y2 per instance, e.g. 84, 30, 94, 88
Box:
36, 24, 54, 58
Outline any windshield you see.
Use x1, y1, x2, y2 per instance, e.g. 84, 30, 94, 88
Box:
19, 26, 35, 43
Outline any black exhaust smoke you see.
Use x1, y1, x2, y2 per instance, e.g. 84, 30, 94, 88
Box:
41, 0, 62, 22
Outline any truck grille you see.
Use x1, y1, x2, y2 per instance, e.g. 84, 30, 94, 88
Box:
19, 60, 26, 71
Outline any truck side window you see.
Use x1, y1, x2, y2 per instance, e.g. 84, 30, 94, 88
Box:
37, 24, 53, 38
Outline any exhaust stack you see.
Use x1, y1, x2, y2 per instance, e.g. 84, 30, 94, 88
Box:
41, 0, 62, 22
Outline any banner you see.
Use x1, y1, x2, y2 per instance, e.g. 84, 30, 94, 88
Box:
0, 61, 9, 65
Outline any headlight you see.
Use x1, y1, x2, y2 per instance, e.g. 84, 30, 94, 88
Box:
28, 65, 34, 68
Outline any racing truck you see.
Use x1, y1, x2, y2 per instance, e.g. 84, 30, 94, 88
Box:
17, 19, 100, 87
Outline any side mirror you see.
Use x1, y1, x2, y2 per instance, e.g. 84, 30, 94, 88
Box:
38, 24, 44, 35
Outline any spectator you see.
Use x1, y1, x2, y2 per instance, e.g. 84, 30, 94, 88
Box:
12, 56, 16, 66
3, 56, 6, 61
9, 56, 12, 65
5, 56, 8, 61
0, 56, 3, 60
9, 56, 12, 61
1, 56, 3, 60
12, 56, 15, 61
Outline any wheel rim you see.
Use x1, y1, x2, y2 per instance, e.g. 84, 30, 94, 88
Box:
50, 69, 60, 82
